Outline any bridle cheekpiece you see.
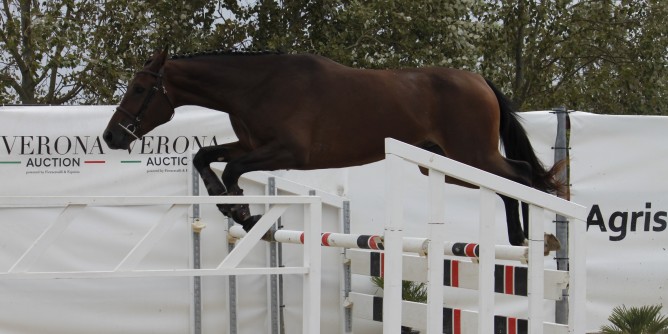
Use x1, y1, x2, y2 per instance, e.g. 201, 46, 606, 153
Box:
116, 68, 174, 140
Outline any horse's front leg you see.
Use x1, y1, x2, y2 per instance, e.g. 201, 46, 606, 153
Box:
220, 143, 299, 232
221, 183, 262, 231
193, 142, 248, 219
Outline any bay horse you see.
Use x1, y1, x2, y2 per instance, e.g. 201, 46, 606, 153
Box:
103, 49, 564, 248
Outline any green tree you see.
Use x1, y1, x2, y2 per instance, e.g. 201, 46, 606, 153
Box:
557, 1, 668, 115
478, 0, 668, 114
1, 0, 666, 114
0, 0, 224, 105
229, 0, 485, 70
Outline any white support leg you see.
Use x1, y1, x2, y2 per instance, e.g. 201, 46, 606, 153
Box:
478, 188, 496, 334
426, 169, 445, 334
9, 204, 86, 273
116, 204, 190, 271
568, 218, 587, 333
383, 153, 404, 334
528, 205, 546, 333
218, 204, 289, 269
303, 199, 322, 334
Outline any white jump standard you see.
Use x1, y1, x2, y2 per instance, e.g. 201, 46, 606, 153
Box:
226, 139, 587, 334
378, 139, 587, 334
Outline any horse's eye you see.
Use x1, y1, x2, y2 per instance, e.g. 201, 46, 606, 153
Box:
134, 86, 145, 94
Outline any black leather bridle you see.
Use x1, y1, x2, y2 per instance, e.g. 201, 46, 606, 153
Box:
116, 68, 174, 140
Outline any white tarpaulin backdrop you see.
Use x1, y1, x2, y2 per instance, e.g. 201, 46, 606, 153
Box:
570, 112, 668, 329
0, 106, 665, 333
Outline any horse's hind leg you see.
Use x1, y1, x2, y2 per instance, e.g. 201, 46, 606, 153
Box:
500, 195, 528, 246
490, 158, 534, 246
489, 158, 560, 253
418, 142, 530, 246
510, 195, 560, 253
420, 143, 531, 246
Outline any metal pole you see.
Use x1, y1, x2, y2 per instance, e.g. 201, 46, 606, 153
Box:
190, 155, 203, 334
552, 106, 570, 324
342, 201, 352, 334
227, 217, 238, 334
268, 177, 282, 334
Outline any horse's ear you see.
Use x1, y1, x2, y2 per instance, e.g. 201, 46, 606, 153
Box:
160, 45, 169, 62
146, 47, 168, 70
156, 46, 168, 67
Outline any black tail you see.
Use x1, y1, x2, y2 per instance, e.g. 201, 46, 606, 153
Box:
485, 79, 566, 196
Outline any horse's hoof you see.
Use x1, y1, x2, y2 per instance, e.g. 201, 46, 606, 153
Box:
544, 233, 561, 255
521, 234, 561, 256
216, 204, 232, 217
241, 215, 262, 232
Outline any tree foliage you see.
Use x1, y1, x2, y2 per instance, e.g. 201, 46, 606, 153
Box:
1, 0, 666, 114
0, 0, 233, 104
478, 0, 668, 113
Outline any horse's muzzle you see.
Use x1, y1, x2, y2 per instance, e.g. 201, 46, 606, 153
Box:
103, 128, 131, 150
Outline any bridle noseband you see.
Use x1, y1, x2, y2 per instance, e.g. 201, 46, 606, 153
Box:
116, 68, 174, 140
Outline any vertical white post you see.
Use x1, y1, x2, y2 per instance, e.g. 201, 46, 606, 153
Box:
528, 205, 546, 333
383, 152, 404, 334
218, 205, 289, 269
426, 169, 445, 334
568, 218, 587, 333
478, 188, 496, 334
303, 198, 322, 333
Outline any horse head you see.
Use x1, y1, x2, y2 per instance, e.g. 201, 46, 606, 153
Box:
103, 48, 174, 150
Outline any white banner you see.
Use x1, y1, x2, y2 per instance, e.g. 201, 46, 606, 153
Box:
0, 105, 235, 196
570, 112, 668, 331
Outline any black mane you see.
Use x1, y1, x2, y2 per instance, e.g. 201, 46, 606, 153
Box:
171, 48, 284, 59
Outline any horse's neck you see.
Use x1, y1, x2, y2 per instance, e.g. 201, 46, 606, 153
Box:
165, 56, 279, 113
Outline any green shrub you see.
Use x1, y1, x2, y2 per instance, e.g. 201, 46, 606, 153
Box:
370, 276, 428, 303
600, 304, 668, 334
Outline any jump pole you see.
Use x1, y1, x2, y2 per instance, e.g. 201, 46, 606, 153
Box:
228, 226, 530, 262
